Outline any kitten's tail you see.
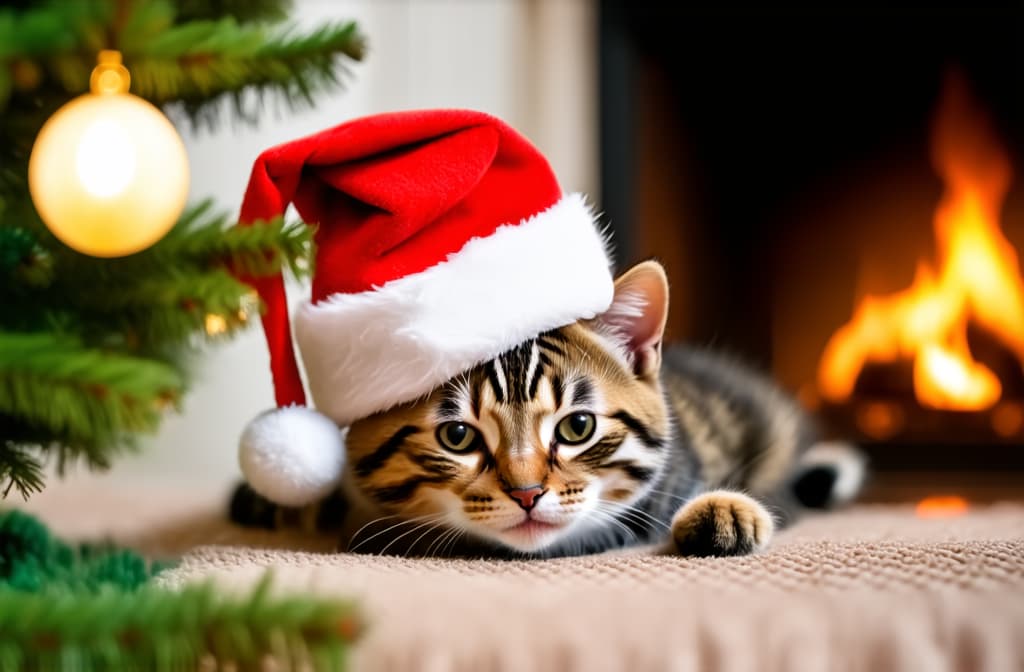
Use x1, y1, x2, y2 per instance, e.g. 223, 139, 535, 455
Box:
790, 441, 867, 509
228, 481, 346, 532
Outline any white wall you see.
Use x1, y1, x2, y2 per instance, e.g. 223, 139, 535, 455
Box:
66, 0, 598, 489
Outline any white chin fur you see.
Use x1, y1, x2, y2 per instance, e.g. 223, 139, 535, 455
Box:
238, 406, 346, 507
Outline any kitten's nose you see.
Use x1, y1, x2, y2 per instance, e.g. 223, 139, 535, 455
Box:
506, 485, 546, 511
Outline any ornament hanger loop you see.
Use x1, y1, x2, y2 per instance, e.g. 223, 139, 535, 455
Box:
89, 50, 130, 95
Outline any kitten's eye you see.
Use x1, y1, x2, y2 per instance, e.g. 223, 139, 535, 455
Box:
436, 422, 479, 453
556, 413, 596, 445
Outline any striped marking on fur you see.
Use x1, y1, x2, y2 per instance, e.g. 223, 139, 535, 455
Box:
372, 474, 454, 503
571, 378, 595, 407
464, 384, 478, 420
355, 425, 419, 478
410, 452, 461, 478
601, 459, 656, 483
526, 343, 545, 401
574, 432, 627, 467
550, 374, 565, 409
611, 410, 663, 448
488, 359, 507, 402
497, 340, 537, 403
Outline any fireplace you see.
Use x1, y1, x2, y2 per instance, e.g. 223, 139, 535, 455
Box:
599, 4, 1024, 501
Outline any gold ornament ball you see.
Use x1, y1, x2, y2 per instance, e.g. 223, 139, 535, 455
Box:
29, 73, 189, 257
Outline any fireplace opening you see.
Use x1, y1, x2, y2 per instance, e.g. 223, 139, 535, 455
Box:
813, 72, 1024, 449
600, 4, 1024, 500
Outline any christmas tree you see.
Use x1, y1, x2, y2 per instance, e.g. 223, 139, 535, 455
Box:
0, 0, 366, 498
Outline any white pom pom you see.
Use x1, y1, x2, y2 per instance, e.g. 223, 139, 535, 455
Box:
238, 406, 346, 507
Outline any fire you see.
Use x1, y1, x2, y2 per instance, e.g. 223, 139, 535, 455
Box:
818, 75, 1024, 411
915, 495, 969, 519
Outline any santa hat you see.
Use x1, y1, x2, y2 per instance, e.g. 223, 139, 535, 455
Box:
235, 109, 614, 506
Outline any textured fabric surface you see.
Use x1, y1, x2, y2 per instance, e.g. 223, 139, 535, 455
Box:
23, 484, 1024, 671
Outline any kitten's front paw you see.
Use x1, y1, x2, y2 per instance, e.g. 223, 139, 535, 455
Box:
671, 490, 774, 557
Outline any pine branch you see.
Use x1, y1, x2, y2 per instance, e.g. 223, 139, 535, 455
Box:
0, 1, 107, 60
126, 18, 366, 126
174, 0, 292, 25
0, 510, 362, 669
153, 200, 314, 279
1, 1, 365, 128
4, 192, 307, 269
0, 509, 164, 591
10, 203, 312, 350
0, 444, 43, 499
34, 199, 313, 282
62, 270, 260, 348
0, 332, 182, 447
1, 201, 309, 347
55, 267, 262, 345
76, 267, 253, 315
0, 226, 53, 288
0, 577, 360, 671
0, 226, 36, 275
0, 411, 143, 501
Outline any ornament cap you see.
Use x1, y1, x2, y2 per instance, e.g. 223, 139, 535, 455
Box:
90, 50, 130, 95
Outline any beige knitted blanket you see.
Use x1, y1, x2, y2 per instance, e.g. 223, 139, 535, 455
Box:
24, 484, 1024, 671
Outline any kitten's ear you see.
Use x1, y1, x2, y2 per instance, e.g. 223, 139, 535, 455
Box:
595, 260, 669, 378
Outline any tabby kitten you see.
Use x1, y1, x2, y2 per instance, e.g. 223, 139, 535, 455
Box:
231, 260, 861, 558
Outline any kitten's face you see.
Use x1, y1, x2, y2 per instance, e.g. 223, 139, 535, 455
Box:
345, 262, 671, 553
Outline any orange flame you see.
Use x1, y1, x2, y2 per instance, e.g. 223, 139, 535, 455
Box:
915, 495, 969, 518
818, 75, 1024, 411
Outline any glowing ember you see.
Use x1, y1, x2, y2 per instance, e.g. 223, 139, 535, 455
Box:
818, 74, 1024, 411
991, 402, 1024, 437
855, 401, 904, 440
915, 495, 969, 518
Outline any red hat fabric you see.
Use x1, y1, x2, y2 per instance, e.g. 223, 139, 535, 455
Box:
235, 109, 613, 505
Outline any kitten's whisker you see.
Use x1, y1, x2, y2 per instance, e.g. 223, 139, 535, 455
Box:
423, 529, 445, 557
595, 506, 655, 539
377, 515, 447, 557
605, 516, 638, 545
436, 530, 454, 558
347, 514, 401, 550
588, 508, 637, 545
406, 519, 449, 557
425, 526, 458, 557
349, 514, 439, 553
604, 502, 671, 532
441, 528, 467, 557
597, 503, 670, 533
441, 528, 463, 557
643, 488, 694, 504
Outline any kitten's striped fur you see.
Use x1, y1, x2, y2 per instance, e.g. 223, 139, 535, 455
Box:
231, 261, 860, 558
